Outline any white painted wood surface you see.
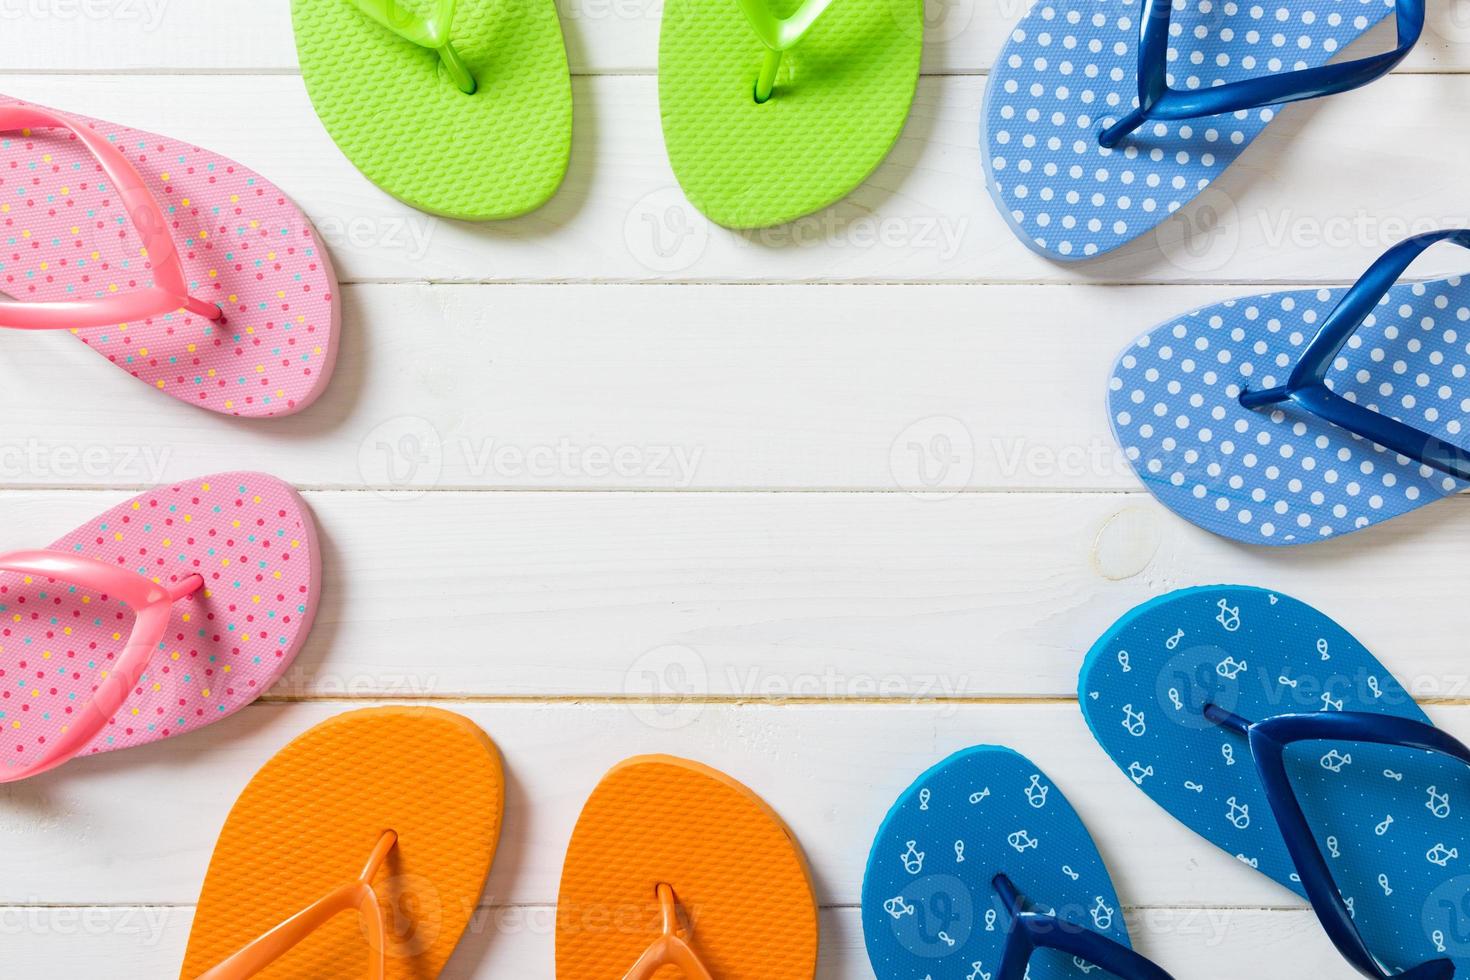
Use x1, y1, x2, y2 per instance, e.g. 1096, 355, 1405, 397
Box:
2, 1, 1467, 976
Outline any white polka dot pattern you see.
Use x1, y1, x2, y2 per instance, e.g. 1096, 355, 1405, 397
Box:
1109, 275, 1470, 544
982, 0, 1397, 259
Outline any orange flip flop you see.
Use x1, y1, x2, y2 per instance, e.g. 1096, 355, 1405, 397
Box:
556, 754, 819, 979
180, 707, 504, 979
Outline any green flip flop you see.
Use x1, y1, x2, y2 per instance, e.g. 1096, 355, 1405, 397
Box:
658, 0, 923, 229
291, 0, 572, 220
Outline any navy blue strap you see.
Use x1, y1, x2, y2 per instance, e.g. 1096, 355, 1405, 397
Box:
1205, 704, 1462, 980
1100, 0, 1424, 147
990, 874, 1176, 980
1236, 230, 1470, 482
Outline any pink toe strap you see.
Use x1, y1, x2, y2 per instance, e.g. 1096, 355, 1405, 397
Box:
0, 104, 223, 330
0, 549, 202, 782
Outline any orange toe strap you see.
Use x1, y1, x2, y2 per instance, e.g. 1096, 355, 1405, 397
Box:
622, 883, 715, 980
194, 831, 399, 980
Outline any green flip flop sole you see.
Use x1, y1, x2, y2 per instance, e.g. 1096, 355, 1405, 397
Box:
659, 0, 922, 229
292, 0, 572, 220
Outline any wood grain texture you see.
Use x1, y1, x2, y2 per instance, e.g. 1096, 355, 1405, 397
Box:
2, 0, 1457, 77
0, 282, 1253, 491
16, 700, 1470, 913
6, 2, 1470, 975
0, 904, 1357, 978
3, 73, 1470, 283
0, 488, 1465, 699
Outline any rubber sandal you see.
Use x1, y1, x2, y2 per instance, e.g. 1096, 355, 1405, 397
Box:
1081, 585, 1470, 978
658, 0, 923, 228
291, 0, 572, 220
0, 97, 340, 417
862, 745, 1175, 980
983, 0, 1423, 260
0, 472, 320, 783
555, 754, 819, 978
1109, 231, 1470, 545
180, 706, 504, 978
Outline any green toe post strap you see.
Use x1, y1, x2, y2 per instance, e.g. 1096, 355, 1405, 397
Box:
351, 0, 478, 93
736, 0, 837, 101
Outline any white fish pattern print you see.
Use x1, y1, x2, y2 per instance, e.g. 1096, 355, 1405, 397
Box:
1080, 585, 1470, 975
862, 746, 1137, 979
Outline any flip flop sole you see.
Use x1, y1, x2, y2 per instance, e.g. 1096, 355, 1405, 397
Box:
1080, 585, 1470, 973
0, 473, 320, 777
1108, 275, 1470, 544
181, 706, 504, 979
0, 96, 340, 416
862, 745, 1134, 979
982, 0, 1396, 260
555, 754, 818, 978
292, 0, 572, 220
659, 0, 922, 228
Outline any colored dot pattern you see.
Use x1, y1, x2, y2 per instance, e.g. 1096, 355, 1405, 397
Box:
0, 473, 319, 774
983, 0, 1396, 259
1109, 275, 1470, 544
0, 97, 339, 416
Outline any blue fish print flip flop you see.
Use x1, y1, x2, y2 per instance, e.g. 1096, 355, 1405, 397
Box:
863, 744, 1176, 979
983, 0, 1423, 259
1081, 584, 1470, 979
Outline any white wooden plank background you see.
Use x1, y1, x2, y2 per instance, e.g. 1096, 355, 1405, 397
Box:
2, 1, 1467, 976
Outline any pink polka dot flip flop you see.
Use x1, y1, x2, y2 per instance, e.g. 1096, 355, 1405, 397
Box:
0, 97, 339, 417
0, 473, 322, 782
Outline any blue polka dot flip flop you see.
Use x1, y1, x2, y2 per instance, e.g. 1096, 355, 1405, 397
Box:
862, 745, 1176, 980
982, 0, 1421, 260
1082, 585, 1470, 979
1110, 231, 1470, 546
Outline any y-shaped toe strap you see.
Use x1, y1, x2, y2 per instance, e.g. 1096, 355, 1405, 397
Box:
990, 874, 1176, 980
1204, 704, 1461, 980
0, 550, 202, 783
1237, 230, 1470, 482
735, 0, 839, 101
1100, 0, 1424, 147
621, 883, 715, 980
194, 830, 400, 980
0, 105, 224, 331
349, 0, 479, 94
